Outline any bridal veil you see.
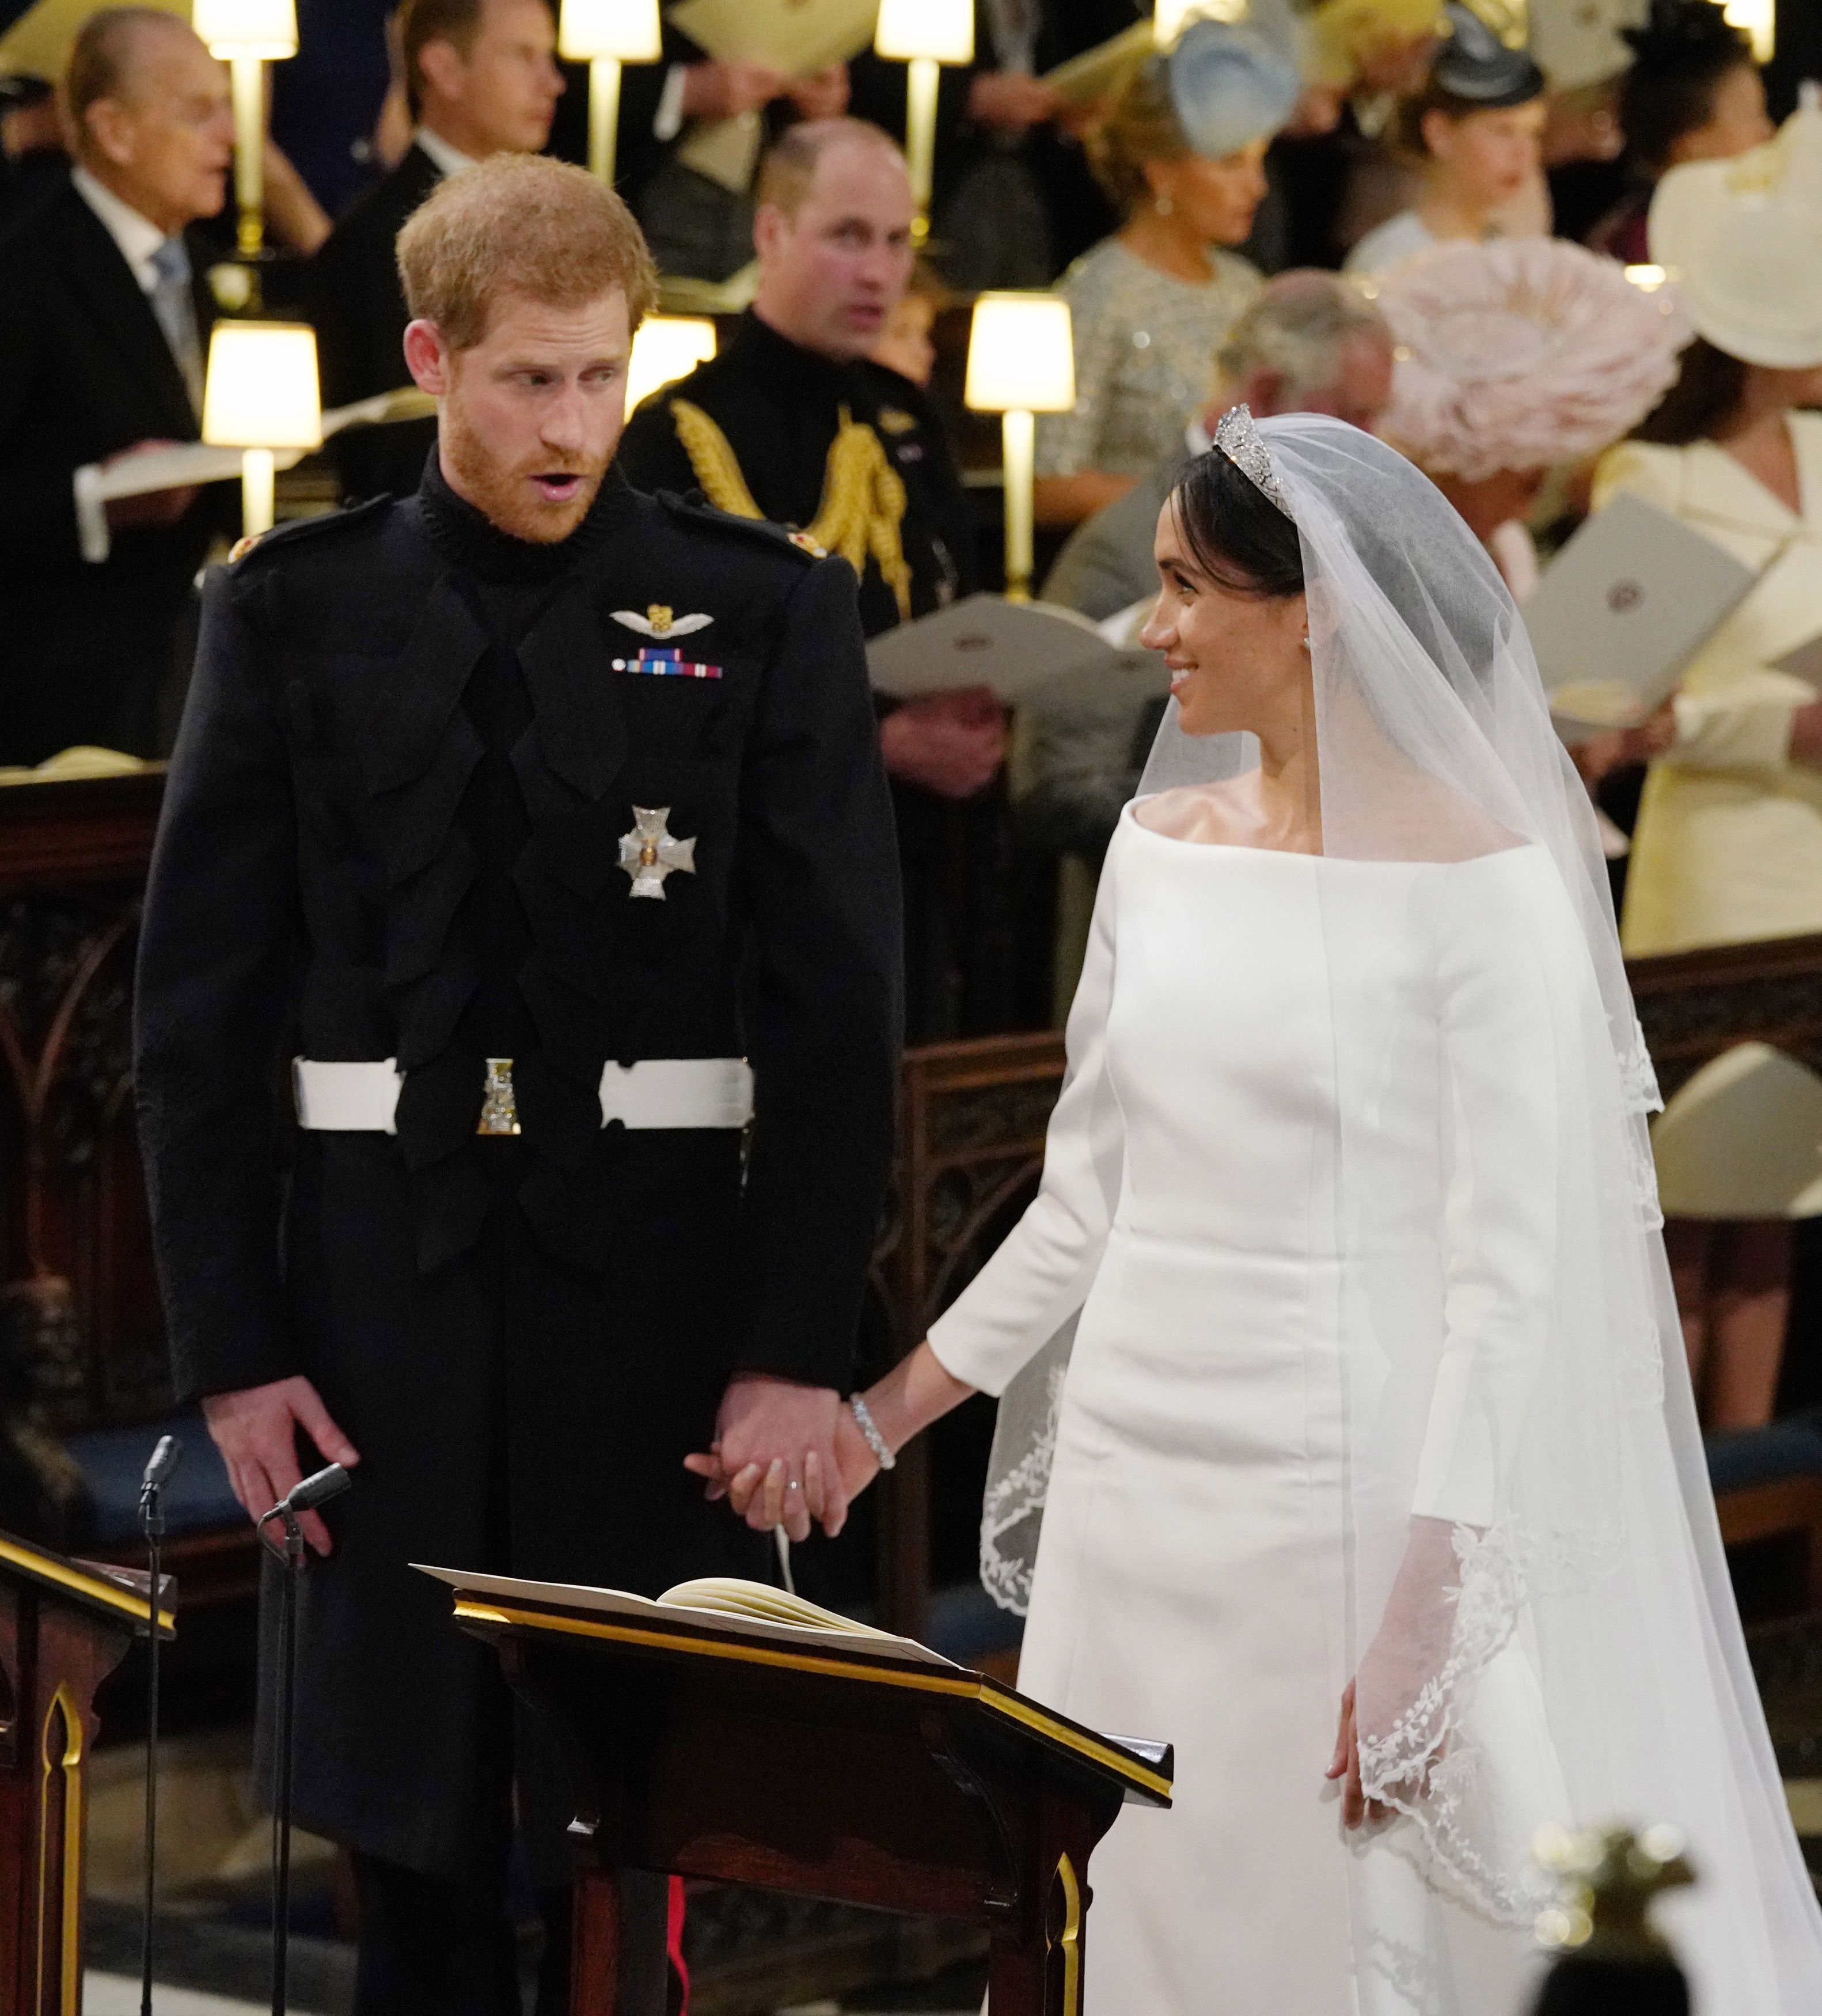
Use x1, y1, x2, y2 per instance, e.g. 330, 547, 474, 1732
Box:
982, 415, 1822, 1998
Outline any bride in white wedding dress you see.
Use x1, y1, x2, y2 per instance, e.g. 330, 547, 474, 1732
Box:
725, 412, 1822, 2011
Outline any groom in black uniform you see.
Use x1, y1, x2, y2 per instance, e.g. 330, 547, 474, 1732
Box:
135, 153, 901, 2013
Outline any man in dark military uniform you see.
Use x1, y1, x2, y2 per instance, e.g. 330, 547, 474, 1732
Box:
617, 119, 1014, 1041
135, 154, 900, 2015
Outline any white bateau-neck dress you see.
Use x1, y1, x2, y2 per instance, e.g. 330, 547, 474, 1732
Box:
926, 806, 1577, 2015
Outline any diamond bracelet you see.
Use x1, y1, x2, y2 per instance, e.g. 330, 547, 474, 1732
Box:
847, 1394, 896, 1471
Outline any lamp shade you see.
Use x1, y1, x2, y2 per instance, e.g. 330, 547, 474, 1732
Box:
191, 0, 298, 57
559, 0, 662, 62
625, 317, 718, 413
202, 321, 322, 449
874, 0, 974, 65
965, 294, 1076, 414
1721, 0, 1774, 62
1155, 0, 1248, 47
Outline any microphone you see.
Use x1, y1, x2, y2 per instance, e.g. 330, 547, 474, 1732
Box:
139, 1434, 183, 1504
286, 1463, 351, 1515
258, 1462, 352, 1528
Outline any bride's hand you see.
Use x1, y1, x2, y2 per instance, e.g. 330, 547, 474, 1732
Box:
1326, 1680, 1391, 1829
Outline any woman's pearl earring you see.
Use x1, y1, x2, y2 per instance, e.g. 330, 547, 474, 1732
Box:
1154, 192, 1174, 217
1301, 633, 1311, 651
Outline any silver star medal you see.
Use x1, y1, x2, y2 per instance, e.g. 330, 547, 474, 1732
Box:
618, 806, 696, 900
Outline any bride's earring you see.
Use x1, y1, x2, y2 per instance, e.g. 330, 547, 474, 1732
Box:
1301, 632, 1311, 651
1154, 192, 1174, 217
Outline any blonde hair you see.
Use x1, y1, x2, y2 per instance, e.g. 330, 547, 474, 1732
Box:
396, 153, 658, 349
1088, 63, 1189, 216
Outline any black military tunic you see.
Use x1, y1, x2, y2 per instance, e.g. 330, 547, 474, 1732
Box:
618, 312, 1018, 1039
134, 455, 902, 1884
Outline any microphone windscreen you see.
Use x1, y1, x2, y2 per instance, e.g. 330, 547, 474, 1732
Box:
288, 1463, 352, 1513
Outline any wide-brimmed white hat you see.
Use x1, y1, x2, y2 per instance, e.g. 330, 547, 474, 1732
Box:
1649, 92, 1822, 370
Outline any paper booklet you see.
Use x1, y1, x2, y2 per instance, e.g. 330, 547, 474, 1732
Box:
868, 592, 1170, 707
414, 1566, 961, 1670
1531, 492, 1756, 741
1044, 22, 1155, 105
1650, 1041, 1822, 1221
669, 0, 881, 192
90, 388, 438, 502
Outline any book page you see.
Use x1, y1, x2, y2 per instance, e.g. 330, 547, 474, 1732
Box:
413, 1564, 958, 1668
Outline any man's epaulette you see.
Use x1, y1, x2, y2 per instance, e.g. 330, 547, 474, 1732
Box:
655, 489, 826, 562
229, 493, 392, 570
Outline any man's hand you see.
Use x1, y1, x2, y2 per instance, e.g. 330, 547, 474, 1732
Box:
880, 689, 1007, 800
101, 439, 198, 532
202, 1375, 360, 1557
968, 71, 1062, 133
682, 59, 789, 121
683, 1374, 844, 1543
788, 64, 849, 121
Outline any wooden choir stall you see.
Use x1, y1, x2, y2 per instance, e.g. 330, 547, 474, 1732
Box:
440, 1576, 1172, 2016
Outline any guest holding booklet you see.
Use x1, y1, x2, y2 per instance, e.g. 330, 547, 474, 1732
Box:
1591, 96, 1822, 1434
696, 411, 1822, 2012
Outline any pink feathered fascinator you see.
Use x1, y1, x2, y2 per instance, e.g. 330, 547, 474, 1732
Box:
1371, 237, 1691, 481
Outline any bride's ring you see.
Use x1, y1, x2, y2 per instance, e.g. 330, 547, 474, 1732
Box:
787, 1479, 801, 1491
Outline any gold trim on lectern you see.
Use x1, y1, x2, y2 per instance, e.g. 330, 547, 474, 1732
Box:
0, 1533, 170, 1633
36, 1682, 85, 2016
451, 1599, 1173, 1802
1050, 1852, 1083, 2016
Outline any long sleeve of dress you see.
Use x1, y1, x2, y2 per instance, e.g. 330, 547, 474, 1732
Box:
927, 840, 1126, 1396
1410, 853, 1566, 1528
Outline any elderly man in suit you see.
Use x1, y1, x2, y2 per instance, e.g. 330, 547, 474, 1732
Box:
0, 7, 233, 766
308, 0, 565, 504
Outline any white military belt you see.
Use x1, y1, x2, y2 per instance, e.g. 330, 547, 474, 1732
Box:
291, 1056, 754, 1135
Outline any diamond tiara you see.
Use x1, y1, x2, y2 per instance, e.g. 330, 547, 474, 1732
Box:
1213, 403, 1293, 518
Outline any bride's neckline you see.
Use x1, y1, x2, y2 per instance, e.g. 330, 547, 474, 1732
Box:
1122, 800, 1538, 868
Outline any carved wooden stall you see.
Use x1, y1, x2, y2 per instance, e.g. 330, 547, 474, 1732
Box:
0, 775, 168, 1539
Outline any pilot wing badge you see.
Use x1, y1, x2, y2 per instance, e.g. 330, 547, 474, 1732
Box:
613, 604, 715, 638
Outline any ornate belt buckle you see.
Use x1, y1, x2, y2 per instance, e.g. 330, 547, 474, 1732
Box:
477, 1058, 521, 1136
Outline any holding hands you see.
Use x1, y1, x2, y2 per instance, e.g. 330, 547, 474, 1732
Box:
686, 1345, 976, 1542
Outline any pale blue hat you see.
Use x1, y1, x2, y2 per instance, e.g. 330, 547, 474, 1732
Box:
1167, 5, 1304, 160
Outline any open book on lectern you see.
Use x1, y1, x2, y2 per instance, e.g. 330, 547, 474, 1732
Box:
1531, 492, 1756, 741
867, 592, 1167, 707
414, 1566, 960, 1670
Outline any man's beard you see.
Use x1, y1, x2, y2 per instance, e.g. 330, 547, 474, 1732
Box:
439, 404, 609, 545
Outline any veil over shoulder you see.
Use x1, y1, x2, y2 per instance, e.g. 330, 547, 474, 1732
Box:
978, 417, 1822, 2001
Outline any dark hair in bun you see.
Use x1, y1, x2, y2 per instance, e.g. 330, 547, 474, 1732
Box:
1170, 448, 1305, 601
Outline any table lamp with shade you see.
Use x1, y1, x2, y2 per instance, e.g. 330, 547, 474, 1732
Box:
624, 316, 718, 414
202, 320, 322, 539
559, 0, 663, 184
192, 0, 298, 261
872, 0, 974, 247
964, 293, 1075, 603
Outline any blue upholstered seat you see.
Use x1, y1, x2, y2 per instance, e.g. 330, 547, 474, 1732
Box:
1705, 1409, 1822, 1497
63, 1409, 241, 1548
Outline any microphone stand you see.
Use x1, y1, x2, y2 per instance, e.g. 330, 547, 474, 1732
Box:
138, 1435, 181, 2016
256, 1502, 303, 2016
256, 1463, 349, 2016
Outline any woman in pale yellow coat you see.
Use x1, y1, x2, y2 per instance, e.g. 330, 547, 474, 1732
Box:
1591, 96, 1822, 1426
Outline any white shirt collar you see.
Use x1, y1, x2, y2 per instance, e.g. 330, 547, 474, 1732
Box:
72, 165, 173, 293
1185, 416, 1213, 457
413, 125, 479, 181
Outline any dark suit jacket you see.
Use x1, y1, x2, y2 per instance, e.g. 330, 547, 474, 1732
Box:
135, 469, 902, 1877
0, 175, 225, 764
307, 141, 442, 502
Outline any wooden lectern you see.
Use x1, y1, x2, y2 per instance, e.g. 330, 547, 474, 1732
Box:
450, 1586, 1172, 2016
0, 1528, 167, 2015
